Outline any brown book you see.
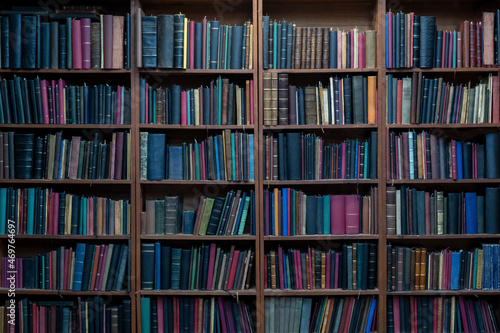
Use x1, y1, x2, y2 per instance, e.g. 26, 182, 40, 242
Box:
90, 22, 101, 68
301, 27, 308, 69
270, 251, 277, 289
245, 80, 251, 125
294, 27, 302, 69
89, 245, 101, 291
244, 252, 254, 289
310, 27, 317, 69
420, 248, 427, 290
224, 130, 232, 181
278, 73, 289, 125
365, 30, 377, 68
305, 254, 311, 289
145, 200, 155, 234
245, 22, 251, 69
460, 21, 470, 67
372, 187, 378, 234
386, 186, 396, 235
414, 72, 423, 123
322, 28, 329, 68
315, 27, 322, 69
321, 252, 326, 289
140, 211, 146, 235
263, 72, 273, 126
112, 16, 124, 69
221, 79, 229, 125
433, 78, 443, 123
483, 13, 495, 66
470, 21, 476, 67
304, 86, 317, 124
362, 196, 370, 234
397, 247, 403, 291
352, 244, 358, 289
271, 72, 278, 125
305, 27, 312, 69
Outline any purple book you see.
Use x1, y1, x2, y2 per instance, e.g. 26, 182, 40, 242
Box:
71, 20, 82, 69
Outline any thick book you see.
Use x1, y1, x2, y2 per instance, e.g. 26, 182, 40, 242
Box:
142, 16, 157, 68
157, 15, 174, 68
147, 133, 165, 180
419, 16, 437, 68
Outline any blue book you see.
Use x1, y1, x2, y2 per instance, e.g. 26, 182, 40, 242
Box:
171, 85, 182, 124
485, 132, 500, 179
420, 16, 437, 68
194, 22, 202, 69
323, 195, 331, 234
72, 243, 86, 291
262, 16, 269, 69
141, 298, 151, 333
167, 146, 183, 180
450, 251, 461, 289
417, 190, 425, 235
273, 21, 278, 69
0, 188, 6, 233
249, 134, 254, 181
329, 30, 337, 68
147, 133, 165, 180
465, 192, 477, 234
139, 79, 146, 123
125, 14, 131, 69
209, 21, 220, 69
1, 17, 9, 68
452, 31, 457, 68
231, 25, 243, 69
157, 15, 174, 69
413, 15, 420, 68
142, 16, 158, 68
66, 18, 72, 69
9, 14, 21, 69
183, 211, 195, 234
161, 246, 171, 290
154, 242, 161, 290
58, 24, 66, 69
456, 141, 463, 179
286, 24, 293, 69
297, 88, 305, 125
282, 188, 288, 236
300, 298, 312, 333
365, 298, 377, 333
21, 16, 37, 69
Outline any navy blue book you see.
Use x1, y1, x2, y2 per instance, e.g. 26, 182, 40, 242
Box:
395, 13, 400, 68
14, 133, 34, 179
157, 15, 174, 69
1, 17, 9, 68
435, 31, 443, 68
9, 14, 21, 69
448, 193, 460, 234
40, 22, 49, 69
343, 77, 353, 124
305, 195, 317, 234
370, 132, 378, 179
58, 24, 66, 69
160, 246, 171, 290
346, 32, 351, 68
419, 16, 436, 68
194, 22, 202, 69
167, 145, 183, 180
209, 21, 220, 69
462, 142, 472, 179
286, 133, 301, 180
21, 16, 36, 69
329, 30, 337, 68
180, 249, 191, 290
141, 243, 154, 290
400, 14, 405, 68
413, 15, 420, 68
230, 25, 243, 69
139, 79, 146, 123
142, 16, 158, 68
147, 133, 165, 180
297, 88, 305, 125
262, 16, 269, 69
485, 187, 500, 234
286, 23, 293, 69
183, 211, 195, 234
352, 76, 364, 124
485, 132, 500, 179
171, 85, 181, 124
49, 21, 58, 69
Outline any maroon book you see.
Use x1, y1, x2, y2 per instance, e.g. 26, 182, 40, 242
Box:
81, 18, 91, 69
71, 19, 82, 69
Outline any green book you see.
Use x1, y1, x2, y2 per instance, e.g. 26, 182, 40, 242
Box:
66, 18, 72, 68
198, 198, 214, 235
155, 200, 165, 235
141, 298, 151, 333
101, 244, 114, 291
231, 133, 236, 180
237, 196, 251, 235
323, 195, 331, 234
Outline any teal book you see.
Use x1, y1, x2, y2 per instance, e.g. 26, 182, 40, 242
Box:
0, 188, 6, 233
72, 243, 86, 291
323, 195, 331, 234
237, 196, 251, 235
141, 298, 151, 333
66, 18, 72, 69
141, 243, 155, 290
300, 298, 312, 333
27, 188, 35, 234
209, 20, 220, 69
273, 21, 278, 69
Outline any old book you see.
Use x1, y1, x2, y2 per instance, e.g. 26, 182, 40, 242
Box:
278, 73, 288, 125
365, 30, 377, 68
271, 72, 278, 125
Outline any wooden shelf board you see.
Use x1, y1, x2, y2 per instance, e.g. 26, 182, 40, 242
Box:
387, 234, 500, 241
0, 179, 131, 185
138, 69, 254, 75
263, 180, 378, 186
388, 290, 500, 296
387, 123, 500, 129
0, 124, 132, 129
137, 289, 257, 296
263, 68, 378, 74
0, 69, 131, 74
141, 235, 255, 241
263, 124, 378, 130
387, 179, 500, 185
140, 180, 255, 185
264, 289, 379, 296
386, 68, 499, 73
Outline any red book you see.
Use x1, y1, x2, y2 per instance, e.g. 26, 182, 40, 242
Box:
189, 20, 195, 69
202, 18, 207, 69
81, 18, 91, 69
206, 243, 216, 290
227, 250, 240, 290
157, 297, 164, 333
58, 79, 65, 124
218, 297, 228, 333
71, 20, 82, 69
89, 245, 100, 291
97, 245, 109, 290
396, 79, 403, 123
32, 303, 37, 333
458, 296, 470, 333
102, 15, 114, 69
116, 86, 121, 124
343, 297, 355, 332
40, 80, 49, 124
180, 91, 187, 125
393, 296, 401, 332
457, 32, 462, 68
345, 195, 360, 234
51, 80, 57, 123
194, 298, 199, 333
358, 33, 365, 68
330, 195, 346, 234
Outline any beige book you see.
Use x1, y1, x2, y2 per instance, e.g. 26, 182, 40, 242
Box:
365, 30, 377, 68
112, 16, 124, 69
101, 244, 114, 291
114, 200, 121, 235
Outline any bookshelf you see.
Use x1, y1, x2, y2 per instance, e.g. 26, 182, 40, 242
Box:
0, 0, 499, 331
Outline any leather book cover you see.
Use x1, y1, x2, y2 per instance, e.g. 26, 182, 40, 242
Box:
278, 73, 288, 125
102, 15, 114, 69
80, 18, 91, 69
294, 27, 302, 69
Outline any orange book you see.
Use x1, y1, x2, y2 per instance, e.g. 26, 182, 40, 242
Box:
89, 245, 101, 291
367, 76, 377, 124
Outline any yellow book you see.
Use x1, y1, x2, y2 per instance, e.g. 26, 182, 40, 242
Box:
194, 88, 200, 125
341, 31, 347, 69
64, 194, 72, 234
183, 18, 188, 69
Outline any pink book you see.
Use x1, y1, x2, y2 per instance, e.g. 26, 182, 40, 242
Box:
114, 131, 124, 180
51, 80, 57, 123
218, 297, 228, 333
181, 91, 187, 125
341, 142, 347, 178
277, 247, 284, 290
448, 33, 453, 68
194, 298, 199, 333
225, 301, 235, 333
175, 298, 180, 333
330, 195, 346, 234
388, 12, 393, 67
202, 18, 207, 69
493, 75, 500, 123
145, 83, 149, 124
58, 79, 65, 124
189, 20, 195, 69
441, 32, 446, 68
102, 15, 114, 69
157, 297, 164, 333
40, 80, 50, 124
350, 30, 354, 68
457, 31, 463, 68
345, 195, 360, 234
97, 245, 109, 290
71, 20, 83, 69
325, 252, 331, 289
337, 30, 342, 68
343, 297, 355, 333
52, 193, 59, 235
250, 80, 254, 124
206, 243, 216, 290
81, 18, 91, 69
393, 296, 401, 332
227, 250, 240, 290
422, 132, 427, 178
335, 253, 340, 288
458, 296, 470, 333
425, 192, 430, 235
116, 86, 122, 124
308, 247, 313, 289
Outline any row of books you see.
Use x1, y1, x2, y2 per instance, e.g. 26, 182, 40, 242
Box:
140, 77, 254, 125
386, 131, 500, 180
262, 17, 377, 70
263, 74, 377, 126
264, 189, 378, 236
386, 73, 498, 124
140, 296, 254, 333
265, 244, 377, 291
385, 11, 500, 68
0, 298, 131, 333
0, 14, 131, 69
0, 187, 130, 236
386, 187, 500, 235
265, 297, 377, 333
140, 131, 254, 181
141, 243, 254, 291
143, 191, 255, 236
0, 77, 131, 124
387, 244, 500, 291
0, 131, 131, 180
263, 132, 378, 180
1, 243, 128, 291
387, 296, 499, 333
139, 13, 253, 69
